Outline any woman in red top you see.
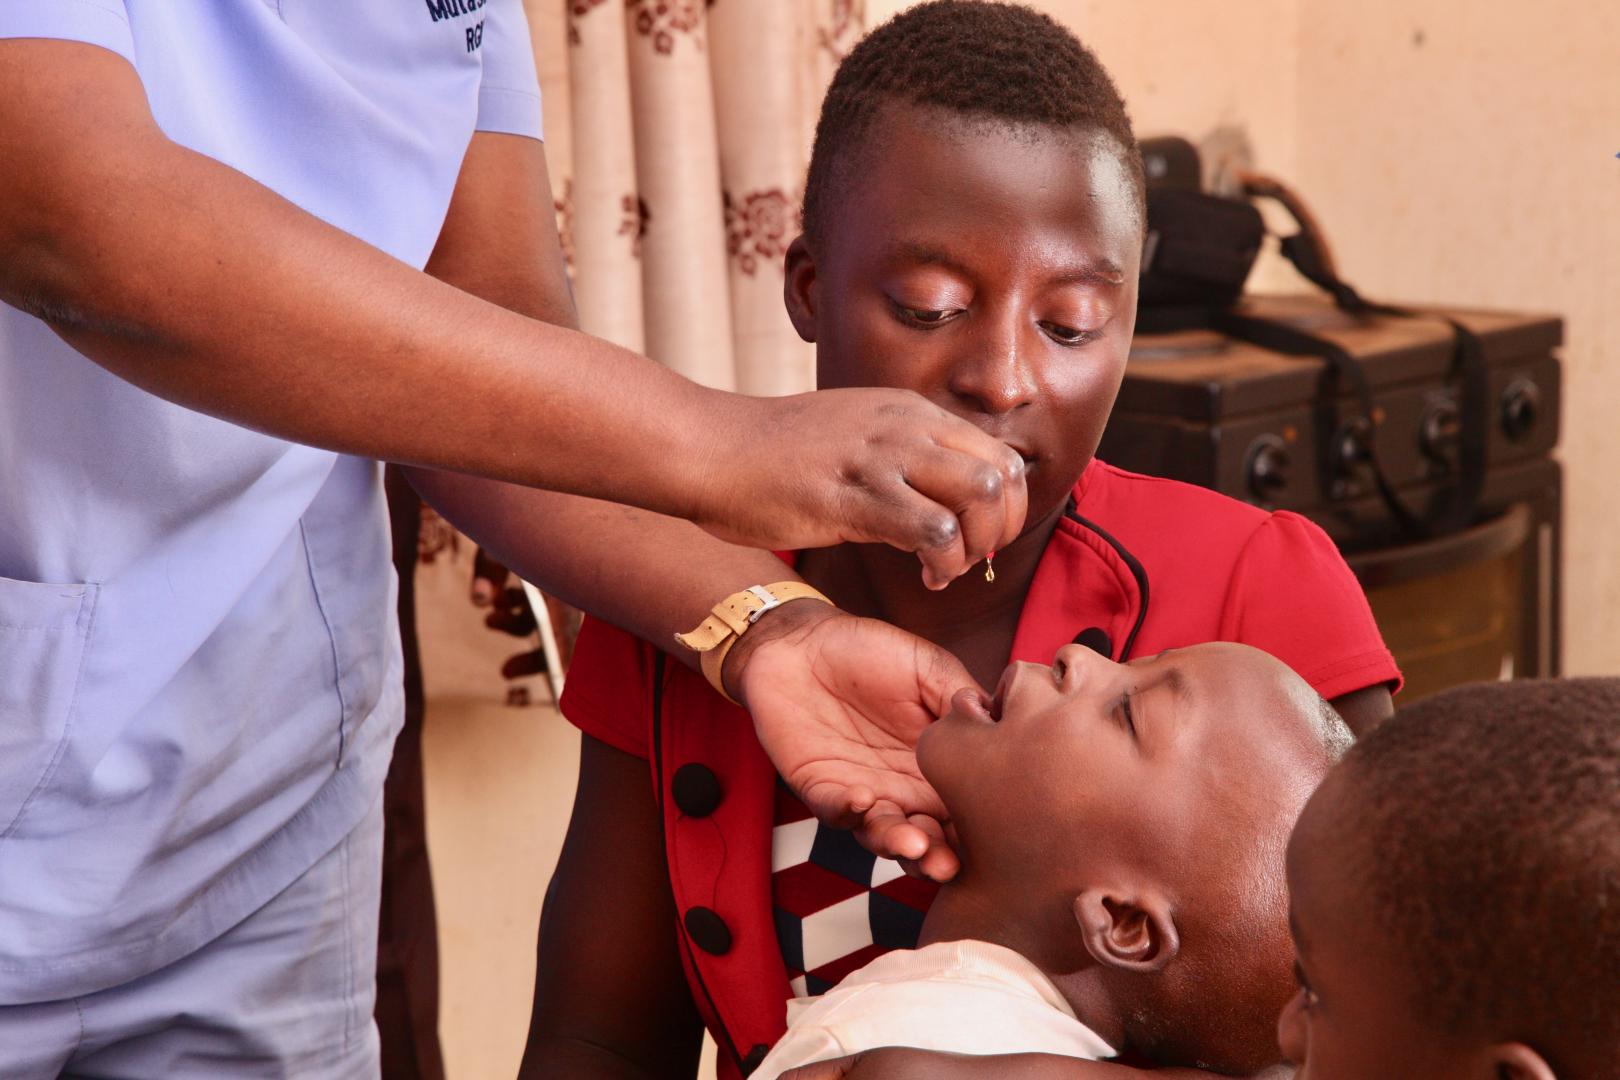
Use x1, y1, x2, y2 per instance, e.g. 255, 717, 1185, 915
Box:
522, 5, 1398, 1078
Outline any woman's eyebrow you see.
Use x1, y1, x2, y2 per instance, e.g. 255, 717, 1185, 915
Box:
1046, 261, 1126, 288
887, 240, 974, 276
887, 240, 1123, 288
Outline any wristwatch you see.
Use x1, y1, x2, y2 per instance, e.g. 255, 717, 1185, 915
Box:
674, 581, 832, 705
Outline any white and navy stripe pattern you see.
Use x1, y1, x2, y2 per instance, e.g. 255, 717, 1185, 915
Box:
770, 781, 937, 996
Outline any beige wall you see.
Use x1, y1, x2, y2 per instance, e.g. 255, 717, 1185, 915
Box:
1292, 1, 1619, 675
869, 0, 1618, 673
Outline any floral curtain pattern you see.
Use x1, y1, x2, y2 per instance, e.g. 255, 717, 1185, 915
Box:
528, 0, 867, 394
411, 0, 869, 710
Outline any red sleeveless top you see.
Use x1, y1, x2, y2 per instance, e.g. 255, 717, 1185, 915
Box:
559, 460, 1399, 1078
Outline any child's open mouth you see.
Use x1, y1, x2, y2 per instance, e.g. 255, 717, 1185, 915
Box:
986, 666, 1014, 723
949, 686, 1002, 725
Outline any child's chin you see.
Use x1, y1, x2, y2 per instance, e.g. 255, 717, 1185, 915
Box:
914, 720, 956, 781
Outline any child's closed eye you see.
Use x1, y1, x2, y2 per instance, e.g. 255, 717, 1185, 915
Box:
1114, 690, 1138, 740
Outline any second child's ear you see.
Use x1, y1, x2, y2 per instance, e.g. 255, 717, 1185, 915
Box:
783, 235, 819, 343
1073, 888, 1179, 973
1486, 1043, 1558, 1080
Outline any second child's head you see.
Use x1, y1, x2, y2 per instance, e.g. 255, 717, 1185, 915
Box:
788, 0, 1145, 537
1281, 678, 1620, 1080
918, 642, 1351, 1073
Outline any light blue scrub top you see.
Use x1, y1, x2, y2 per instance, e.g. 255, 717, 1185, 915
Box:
0, 0, 542, 1003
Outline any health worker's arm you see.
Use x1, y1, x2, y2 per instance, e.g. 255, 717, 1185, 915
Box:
409, 131, 963, 870
780, 1049, 1284, 1080
0, 38, 1024, 587
1328, 685, 1393, 737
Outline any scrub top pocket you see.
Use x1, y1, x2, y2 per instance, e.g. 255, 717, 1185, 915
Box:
0, 577, 98, 836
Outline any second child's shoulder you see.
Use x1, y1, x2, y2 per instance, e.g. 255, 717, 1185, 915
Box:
1079, 459, 1329, 559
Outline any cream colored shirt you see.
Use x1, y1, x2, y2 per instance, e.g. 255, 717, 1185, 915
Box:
756, 940, 1115, 1079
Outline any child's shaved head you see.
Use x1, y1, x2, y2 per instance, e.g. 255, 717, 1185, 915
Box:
919, 642, 1348, 1073
1284, 678, 1620, 1078
802, 0, 1145, 245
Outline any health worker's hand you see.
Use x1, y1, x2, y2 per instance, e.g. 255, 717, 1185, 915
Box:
725, 600, 969, 883
693, 388, 1027, 590
779, 1049, 1242, 1080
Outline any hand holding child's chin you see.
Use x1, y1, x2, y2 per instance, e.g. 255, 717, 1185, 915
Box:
729, 600, 972, 879
777, 1048, 1258, 1080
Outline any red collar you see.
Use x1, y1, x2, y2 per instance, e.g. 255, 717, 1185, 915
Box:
778, 462, 1149, 665
1009, 472, 1149, 665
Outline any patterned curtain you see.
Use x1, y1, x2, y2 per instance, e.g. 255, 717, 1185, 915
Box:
408, 0, 869, 711
528, 0, 867, 394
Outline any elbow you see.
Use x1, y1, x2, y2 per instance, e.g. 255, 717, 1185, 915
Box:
0, 226, 70, 324
0, 205, 110, 335
0, 37, 175, 335
0, 138, 171, 341
0, 221, 162, 344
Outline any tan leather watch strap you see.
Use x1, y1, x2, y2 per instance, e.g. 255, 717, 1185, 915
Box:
674, 581, 832, 705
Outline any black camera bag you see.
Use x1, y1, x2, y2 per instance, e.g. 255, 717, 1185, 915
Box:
1133, 139, 1489, 540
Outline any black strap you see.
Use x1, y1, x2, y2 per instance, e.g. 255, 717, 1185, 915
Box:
1133, 183, 1491, 539
1213, 301, 1488, 539
1270, 231, 1491, 537
1213, 311, 1425, 535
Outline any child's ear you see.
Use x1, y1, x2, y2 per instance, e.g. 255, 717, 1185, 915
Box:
783, 235, 819, 344
1486, 1043, 1558, 1080
1073, 888, 1179, 973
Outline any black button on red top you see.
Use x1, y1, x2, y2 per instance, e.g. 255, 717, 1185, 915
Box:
684, 906, 732, 955
672, 763, 722, 817
1074, 626, 1113, 657
740, 1043, 770, 1076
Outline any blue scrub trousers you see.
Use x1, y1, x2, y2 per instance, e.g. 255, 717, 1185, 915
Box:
0, 798, 385, 1079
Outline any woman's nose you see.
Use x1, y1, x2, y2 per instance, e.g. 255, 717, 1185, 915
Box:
945, 315, 1038, 417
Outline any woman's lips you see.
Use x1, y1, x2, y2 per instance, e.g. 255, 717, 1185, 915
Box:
973, 430, 1037, 471
1007, 444, 1039, 469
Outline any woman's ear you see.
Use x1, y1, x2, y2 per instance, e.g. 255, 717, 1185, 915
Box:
1073, 888, 1179, 973
1486, 1042, 1558, 1080
783, 234, 819, 344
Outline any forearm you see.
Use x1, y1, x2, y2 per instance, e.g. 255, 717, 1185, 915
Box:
1328, 684, 1393, 737
0, 41, 722, 517
522, 738, 705, 1080
401, 128, 798, 654
413, 476, 798, 670
778, 1052, 1239, 1080
1016, 1063, 1209, 1080
522, 1040, 687, 1080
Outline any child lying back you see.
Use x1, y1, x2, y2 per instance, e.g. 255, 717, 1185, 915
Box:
759, 641, 1351, 1078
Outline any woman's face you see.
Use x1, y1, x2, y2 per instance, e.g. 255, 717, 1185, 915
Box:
786, 102, 1143, 533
